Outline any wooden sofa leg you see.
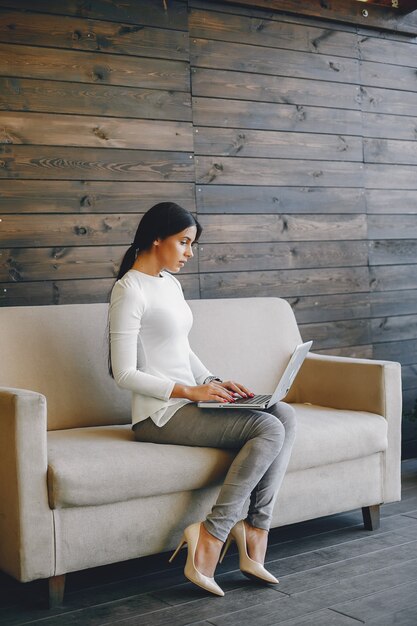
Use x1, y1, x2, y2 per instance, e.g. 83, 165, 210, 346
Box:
48, 574, 66, 608
362, 505, 380, 530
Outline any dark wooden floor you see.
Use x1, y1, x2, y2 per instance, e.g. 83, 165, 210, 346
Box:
1, 458, 417, 626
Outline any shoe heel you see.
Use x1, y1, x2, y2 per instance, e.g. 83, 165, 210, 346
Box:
169, 537, 186, 563
219, 535, 233, 563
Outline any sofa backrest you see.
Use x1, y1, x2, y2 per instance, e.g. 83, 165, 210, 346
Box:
0, 297, 302, 431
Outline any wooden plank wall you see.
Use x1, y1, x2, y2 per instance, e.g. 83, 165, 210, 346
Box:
189, 0, 417, 415
0, 0, 416, 415
0, 0, 200, 302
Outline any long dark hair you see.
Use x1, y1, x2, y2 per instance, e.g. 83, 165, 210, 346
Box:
115, 202, 202, 282
108, 202, 202, 377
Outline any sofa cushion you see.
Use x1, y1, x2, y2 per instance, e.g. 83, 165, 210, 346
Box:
47, 404, 388, 509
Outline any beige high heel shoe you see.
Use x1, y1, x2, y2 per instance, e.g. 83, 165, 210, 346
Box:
169, 522, 224, 597
219, 520, 279, 584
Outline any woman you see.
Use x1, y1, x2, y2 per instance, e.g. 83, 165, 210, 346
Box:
109, 202, 296, 597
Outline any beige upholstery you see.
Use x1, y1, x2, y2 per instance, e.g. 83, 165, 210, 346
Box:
47, 407, 387, 509
0, 297, 402, 585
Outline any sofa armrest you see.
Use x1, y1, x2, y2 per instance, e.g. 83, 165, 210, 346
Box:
286, 353, 402, 502
0, 387, 54, 582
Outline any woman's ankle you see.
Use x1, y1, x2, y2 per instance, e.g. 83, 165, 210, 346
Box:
195, 523, 223, 577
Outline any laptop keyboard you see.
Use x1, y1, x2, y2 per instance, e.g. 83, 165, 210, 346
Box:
234, 394, 271, 404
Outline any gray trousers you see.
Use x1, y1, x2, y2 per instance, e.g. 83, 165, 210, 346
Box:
133, 401, 297, 543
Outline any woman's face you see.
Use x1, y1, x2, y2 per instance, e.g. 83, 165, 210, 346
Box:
155, 225, 197, 272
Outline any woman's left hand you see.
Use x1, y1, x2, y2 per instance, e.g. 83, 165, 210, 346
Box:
218, 380, 254, 399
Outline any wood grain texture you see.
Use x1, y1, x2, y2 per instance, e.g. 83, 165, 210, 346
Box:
0, 245, 198, 281
0, 77, 192, 121
191, 67, 361, 110
194, 128, 363, 161
0, 146, 195, 181
369, 240, 417, 265
0, 8, 189, 60
0, 111, 193, 150
0, 0, 189, 31
196, 186, 366, 214
0, 181, 196, 214
366, 190, 417, 214
191, 38, 360, 84
200, 267, 369, 299
192, 97, 362, 135
0, 0, 415, 409
198, 241, 367, 273
359, 84, 417, 117
363, 112, 417, 141
0, 43, 189, 90
195, 157, 364, 186
189, 7, 359, 57
215, 0, 417, 35
198, 214, 367, 242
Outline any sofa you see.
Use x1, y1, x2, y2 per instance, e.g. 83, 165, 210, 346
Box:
0, 297, 402, 607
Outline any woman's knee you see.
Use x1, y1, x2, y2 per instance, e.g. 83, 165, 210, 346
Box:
271, 402, 297, 440
254, 411, 286, 445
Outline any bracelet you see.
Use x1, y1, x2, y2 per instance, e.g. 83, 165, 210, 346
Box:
203, 375, 223, 384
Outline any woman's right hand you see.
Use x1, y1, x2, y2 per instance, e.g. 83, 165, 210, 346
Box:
172, 382, 235, 403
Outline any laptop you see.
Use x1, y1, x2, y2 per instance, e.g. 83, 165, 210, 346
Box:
197, 340, 312, 409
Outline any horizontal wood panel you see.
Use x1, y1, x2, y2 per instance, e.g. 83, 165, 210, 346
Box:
0, 274, 200, 305
200, 267, 369, 298
198, 214, 366, 242
0, 43, 189, 91
369, 289, 417, 318
0, 146, 195, 181
198, 241, 367, 272
191, 38, 360, 84
197, 185, 366, 214
0, 180, 196, 214
365, 164, 417, 189
189, 8, 358, 58
0, 77, 192, 121
196, 156, 364, 186
373, 338, 417, 366
368, 215, 417, 239
366, 190, 417, 214
0, 112, 193, 151
193, 97, 362, 135
370, 265, 417, 292
192, 68, 361, 110
289, 292, 371, 324
371, 313, 417, 344
315, 344, 373, 358
0, 246, 198, 281
359, 33, 417, 68
194, 128, 363, 161
213, 0, 417, 36
0, 9, 189, 60
0, 0, 188, 31
0, 214, 147, 246
360, 59, 417, 92
402, 388, 417, 413
369, 240, 417, 265
300, 318, 371, 349
363, 112, 417, 142
364, 138, 417, 165
402, 364, 417, 390
359, 85, 417, 117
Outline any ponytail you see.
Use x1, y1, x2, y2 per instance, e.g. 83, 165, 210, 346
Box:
117, 244, 138, 281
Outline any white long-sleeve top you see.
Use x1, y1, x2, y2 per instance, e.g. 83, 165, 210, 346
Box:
109, 268, 213, 427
